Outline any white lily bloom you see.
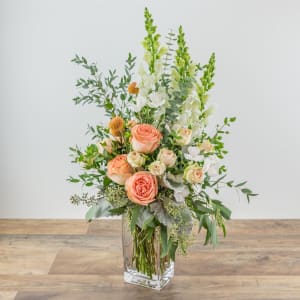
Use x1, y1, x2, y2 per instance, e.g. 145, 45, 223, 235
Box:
184, 146, 205, 162
138, 87, 149, 97
132, 95, 147, 112
203, 155, 219, 177
148, 92, 166, 108
142, 74, 156, 91
192, 122, 203, 138
154, 60, 163, 76
138, 63, 147, 77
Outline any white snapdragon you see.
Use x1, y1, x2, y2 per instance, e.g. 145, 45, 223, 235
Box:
203, 155, 219, 177
148, 91, 166, 108
132, 95, 147, 113
184, 146, 204, 162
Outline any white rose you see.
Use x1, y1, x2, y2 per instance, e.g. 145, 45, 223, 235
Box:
127, 151, 146, 168
158, 148, 177, 167
148, 161, 166, 176
176, 128, 192, 146
184, 164, 204, 184
199, 140, 214, 153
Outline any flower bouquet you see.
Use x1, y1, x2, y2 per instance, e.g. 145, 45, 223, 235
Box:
69, 8, 257, 290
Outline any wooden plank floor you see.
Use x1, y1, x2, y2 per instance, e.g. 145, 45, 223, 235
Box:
0, 220, 300, 299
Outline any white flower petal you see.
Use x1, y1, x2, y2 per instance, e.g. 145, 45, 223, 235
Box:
192, 184, 202, 194
187, 146, 200, 156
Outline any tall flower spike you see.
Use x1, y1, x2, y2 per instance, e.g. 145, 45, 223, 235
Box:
142, 7, 162, 74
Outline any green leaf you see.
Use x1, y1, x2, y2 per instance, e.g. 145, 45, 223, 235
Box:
235, 181, 247, 187
103, 176, 112, 188
68, 177, 80, 183
169, 240, 178, 261
221, 223, 227, 237
211, 220, 218, 246
150, 202, 173, 226
136, 208, 154, 229
160, 224, 168, 258
142, 216, 155, 230
212, 200, 232, 219
211, 175, 226, 187
198, 214, 205, 233
241, 188, 252, 194
85, 200, 112, 222
226, 180, 234, 187
109, 206, 127, 216
130, 205, 141, 232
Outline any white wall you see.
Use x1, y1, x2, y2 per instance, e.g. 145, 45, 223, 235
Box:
1, 0, 300, 218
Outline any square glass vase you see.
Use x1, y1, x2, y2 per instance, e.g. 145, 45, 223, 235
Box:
122, 215, 174, 290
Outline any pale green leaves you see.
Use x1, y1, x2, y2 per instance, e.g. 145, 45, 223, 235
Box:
85, 199, 112, 222
150, 202, 173, 226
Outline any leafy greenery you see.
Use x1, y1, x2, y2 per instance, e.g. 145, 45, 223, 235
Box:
72, 52, 136, 119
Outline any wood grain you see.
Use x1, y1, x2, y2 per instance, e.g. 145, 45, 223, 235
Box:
0, 219, 89, 235
0, 219, 300, 299
0, 291, 17, 300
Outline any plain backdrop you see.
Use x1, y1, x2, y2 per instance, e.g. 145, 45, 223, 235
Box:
1, 0, 299, 218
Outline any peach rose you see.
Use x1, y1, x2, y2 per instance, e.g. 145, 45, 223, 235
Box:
107, 154, 134, 185
125, 171, 158, 205
131, 124, 162, 154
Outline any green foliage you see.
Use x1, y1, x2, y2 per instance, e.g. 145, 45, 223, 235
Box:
208, 116, 237, 159
85, 199, 112, 222
104, 185, 129, 208
161, 30, 177, 89
70, 192, 99, 207
72, 52, 136, 119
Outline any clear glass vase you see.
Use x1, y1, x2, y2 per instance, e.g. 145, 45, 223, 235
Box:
122, 215, 174, 290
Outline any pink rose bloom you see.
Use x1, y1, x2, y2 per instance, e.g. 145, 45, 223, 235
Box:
125, 171, 158, 205
107, 154, 134, 185
131, 124, 162, 154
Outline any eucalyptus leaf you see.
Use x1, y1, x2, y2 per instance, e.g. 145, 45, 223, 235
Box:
136, 207, 154, 229
150, 202, 173, 226
85, 199, 112, 222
